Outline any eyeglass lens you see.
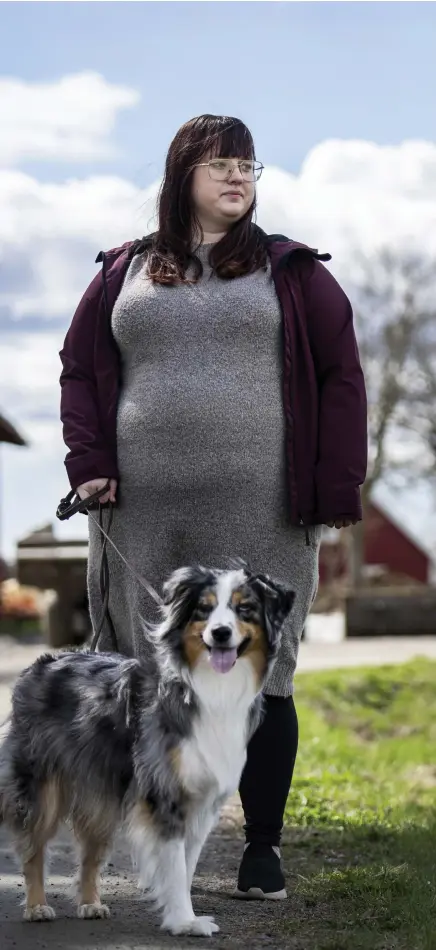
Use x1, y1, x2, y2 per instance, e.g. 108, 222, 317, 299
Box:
208, 160, 262, 182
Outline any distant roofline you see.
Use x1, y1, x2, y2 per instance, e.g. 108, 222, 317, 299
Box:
370, 493, 434, 563
0, 412, 27, 446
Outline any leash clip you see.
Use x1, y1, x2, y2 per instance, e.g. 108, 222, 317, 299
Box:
56, 481, 111, 521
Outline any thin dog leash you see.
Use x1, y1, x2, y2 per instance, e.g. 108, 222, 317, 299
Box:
56, 481, 162, 652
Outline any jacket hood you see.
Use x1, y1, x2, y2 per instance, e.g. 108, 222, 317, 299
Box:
95, 231, 332, 270
266, 234, 331, 268
95, 240, 140, 266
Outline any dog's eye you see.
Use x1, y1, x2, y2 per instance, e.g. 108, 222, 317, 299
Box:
237, 603, 257, 620
194, 603, 214, 620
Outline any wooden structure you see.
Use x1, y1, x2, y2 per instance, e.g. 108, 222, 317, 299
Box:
0, 412, 27, 582
319, 500, 433, 586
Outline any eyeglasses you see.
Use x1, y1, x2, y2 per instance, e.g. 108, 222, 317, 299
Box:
195, 159, 264, 183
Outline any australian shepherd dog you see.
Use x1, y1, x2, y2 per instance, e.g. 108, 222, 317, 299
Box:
0, 565, 294, 937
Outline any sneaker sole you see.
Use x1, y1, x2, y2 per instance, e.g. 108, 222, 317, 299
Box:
234, 886, 287, 901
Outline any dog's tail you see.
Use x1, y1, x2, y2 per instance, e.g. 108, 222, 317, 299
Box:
0, 714, 12, 825
0, 713, 11, 733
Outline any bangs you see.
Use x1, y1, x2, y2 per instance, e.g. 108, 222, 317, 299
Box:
191, 115, 255, 162
213, 120, 255, 160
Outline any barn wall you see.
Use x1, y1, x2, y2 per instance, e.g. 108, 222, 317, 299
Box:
364, 504, 429, 584
319, 504, 429, 585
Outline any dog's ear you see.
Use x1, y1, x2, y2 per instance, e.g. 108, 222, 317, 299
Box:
161, 566, 212, 629
249, 573, 295, 653
162, 566, 209, 606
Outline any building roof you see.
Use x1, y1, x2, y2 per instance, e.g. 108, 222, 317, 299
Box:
371, 482, 436, 563
321, 482, 436, 564
0, 413, 27, 446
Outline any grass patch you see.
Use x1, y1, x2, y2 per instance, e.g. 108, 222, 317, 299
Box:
0, 617, 42, 638
281, 658, 436, 950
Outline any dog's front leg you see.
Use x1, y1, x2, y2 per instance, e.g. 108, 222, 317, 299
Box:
185, 801, 221, 891
130, 818, 219, 937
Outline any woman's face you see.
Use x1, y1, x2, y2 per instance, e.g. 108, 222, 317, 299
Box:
191, 155, 255, 233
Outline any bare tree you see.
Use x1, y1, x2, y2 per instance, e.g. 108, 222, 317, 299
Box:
348, 250, 436, 586
409, 320, 436, 480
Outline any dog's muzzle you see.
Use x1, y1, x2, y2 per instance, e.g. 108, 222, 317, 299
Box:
205, 627, 251, 674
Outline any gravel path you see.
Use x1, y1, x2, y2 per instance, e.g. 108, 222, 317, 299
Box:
1, 633, 435, 949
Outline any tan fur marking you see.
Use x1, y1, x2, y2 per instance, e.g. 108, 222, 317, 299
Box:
23, 780, 62, 911
76, 837, 109, 906
202, 591, 217, 607
182, 621, 208, 670
170, 745, 182, 778
34, 778, 63, 838
238, 620, 268, 685
23, 849, 47, 909
130, 798, 154, 829
231, 590, 245, 605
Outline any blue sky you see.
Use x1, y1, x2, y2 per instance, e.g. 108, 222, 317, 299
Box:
1, 1, 436, 560
2, 1, 436, 185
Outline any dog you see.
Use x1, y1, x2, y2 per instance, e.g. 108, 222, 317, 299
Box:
0, 564, 294, 937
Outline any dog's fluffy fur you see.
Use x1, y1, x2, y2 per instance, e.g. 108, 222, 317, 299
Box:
0, 564, 294, 937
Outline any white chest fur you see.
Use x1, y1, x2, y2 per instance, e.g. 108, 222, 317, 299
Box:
178, 657, 257, 800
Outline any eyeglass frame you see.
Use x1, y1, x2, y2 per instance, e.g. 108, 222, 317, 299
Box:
194, 159, 264, 183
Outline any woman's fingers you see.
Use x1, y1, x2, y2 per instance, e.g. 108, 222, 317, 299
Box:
324, 519, 357, 529
76, 478, 115, 505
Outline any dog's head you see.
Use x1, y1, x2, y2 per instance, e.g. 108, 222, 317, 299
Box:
157, 564, 295, 686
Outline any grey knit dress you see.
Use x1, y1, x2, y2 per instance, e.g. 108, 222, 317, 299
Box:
87, 245, 321, 696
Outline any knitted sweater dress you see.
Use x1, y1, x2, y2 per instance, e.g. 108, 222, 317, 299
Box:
87, 245, 321, 696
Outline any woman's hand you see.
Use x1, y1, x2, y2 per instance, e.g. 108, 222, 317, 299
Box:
77, 478, 117, 505
324, 518, 357, 529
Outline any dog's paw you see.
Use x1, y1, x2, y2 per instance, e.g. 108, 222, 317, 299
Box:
77, 902, 111, 920
163, 914, 219, 937
189, 915, 220, 937
24, 904, 56, 922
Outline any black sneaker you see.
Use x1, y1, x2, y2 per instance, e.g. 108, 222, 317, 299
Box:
235, 843, 287, 900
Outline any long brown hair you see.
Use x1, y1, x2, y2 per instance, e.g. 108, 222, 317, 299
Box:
146, 115, 268, 285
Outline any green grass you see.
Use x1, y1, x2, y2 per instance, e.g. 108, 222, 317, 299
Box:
0, 617, 41, 637
281, 658, 436, 950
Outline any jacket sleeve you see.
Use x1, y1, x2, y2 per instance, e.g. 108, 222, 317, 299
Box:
59, 272, 119, 491
305, 261, 368, 523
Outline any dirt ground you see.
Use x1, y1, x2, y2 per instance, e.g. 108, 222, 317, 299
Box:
1, 634, 436, 949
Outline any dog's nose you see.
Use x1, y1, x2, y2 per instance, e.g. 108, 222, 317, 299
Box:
211, 626, 232, 644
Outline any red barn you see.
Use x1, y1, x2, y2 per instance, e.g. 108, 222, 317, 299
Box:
319, 496, 434, 586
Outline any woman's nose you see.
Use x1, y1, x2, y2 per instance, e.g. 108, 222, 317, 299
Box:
227, 163, 244, 183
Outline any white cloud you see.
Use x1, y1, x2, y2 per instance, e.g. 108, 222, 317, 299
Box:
256, 139, 436, 272
0, 72, 140, 166
2, 136, 436, 558
2, 137, 436, 322
0, 171, 157, 319
1, 332, 63, 411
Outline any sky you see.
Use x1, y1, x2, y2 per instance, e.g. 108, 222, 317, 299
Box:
1, 1, 436, 561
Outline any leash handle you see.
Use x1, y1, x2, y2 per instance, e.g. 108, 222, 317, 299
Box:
56, 481, 111, 521
55, 478, 162, 657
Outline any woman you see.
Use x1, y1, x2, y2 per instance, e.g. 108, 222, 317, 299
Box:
60, 115, 367, 901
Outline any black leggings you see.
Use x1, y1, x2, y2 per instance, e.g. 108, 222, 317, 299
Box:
239, 695, 298, 847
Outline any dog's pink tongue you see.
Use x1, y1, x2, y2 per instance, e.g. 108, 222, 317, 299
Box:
209, 648, 238, 674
